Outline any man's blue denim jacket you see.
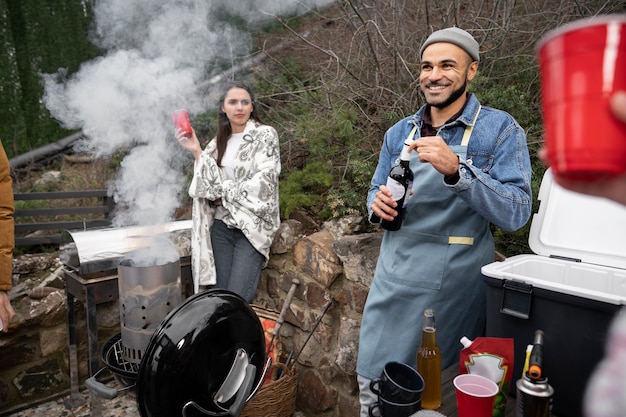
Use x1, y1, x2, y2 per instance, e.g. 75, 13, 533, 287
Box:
367, 93, 532, 231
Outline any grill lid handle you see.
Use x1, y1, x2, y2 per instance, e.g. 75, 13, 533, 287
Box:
181, 362, 256, 417
214, 348, 250, 404
227, 362, 256, 417
85, 369, 121, 400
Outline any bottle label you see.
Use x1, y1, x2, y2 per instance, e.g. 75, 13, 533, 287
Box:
386, 178, 405, 201
402, 180, 413, 208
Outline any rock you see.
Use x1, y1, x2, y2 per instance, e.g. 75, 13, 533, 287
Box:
39, 326, 67, 357
289, 207, 320, 234
298, 368, 337, 413
38, 266, 65, 289
8, 281, 31, 300
271, 219, 304, 254
323, 215, 367, 239
293, 230, 343, 287
28, 291, 66, 327
12, 359, 64, 398
28, 287, 59, 300
62, 154, 94, 163
335, 317, 359, 374
12, 254, 58, 275
33, 171, 61, 187
333, 232, 382, 286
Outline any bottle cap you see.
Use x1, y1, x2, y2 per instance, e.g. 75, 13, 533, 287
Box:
529, 364, 542, 379
460, 336, 473, 348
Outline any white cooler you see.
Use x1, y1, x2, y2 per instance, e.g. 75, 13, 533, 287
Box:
481, 169, 626, 417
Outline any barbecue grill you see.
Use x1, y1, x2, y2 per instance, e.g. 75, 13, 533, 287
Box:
87, 289, 267, 417
59, 221, 193, 408
60, 220, 268, 417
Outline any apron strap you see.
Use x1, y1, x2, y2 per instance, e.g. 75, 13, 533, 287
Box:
407, 125, 418, 142
449, 106, 481, 246
460, 105, 482, 147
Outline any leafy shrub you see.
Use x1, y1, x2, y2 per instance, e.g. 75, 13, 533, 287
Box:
279, 161, 333, 218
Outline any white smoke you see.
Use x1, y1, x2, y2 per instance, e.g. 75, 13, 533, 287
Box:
42, 0, 336, 233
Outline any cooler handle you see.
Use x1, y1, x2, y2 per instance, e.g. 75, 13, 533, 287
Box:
501, 280, 533, 319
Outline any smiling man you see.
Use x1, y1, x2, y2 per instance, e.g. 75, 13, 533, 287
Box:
357, 27, 533, 415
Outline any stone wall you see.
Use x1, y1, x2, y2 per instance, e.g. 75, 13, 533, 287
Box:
0, 215, 382, 416
256, 215, 380, 417
0, 254, 122, 414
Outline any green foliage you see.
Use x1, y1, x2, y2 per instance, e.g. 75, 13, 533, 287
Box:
470, 61, 543, 147
255, 57, 382, 221
295, 103, 358, 158
469, 63, 546, 255
285, 105, 376, 220
279, 161, 332, 218
323, 157, 374, 219
0, 0, 101, 159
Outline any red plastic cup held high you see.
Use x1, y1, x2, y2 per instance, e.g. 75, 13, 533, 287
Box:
537, 15, 626, 180
172, 109, 192, 137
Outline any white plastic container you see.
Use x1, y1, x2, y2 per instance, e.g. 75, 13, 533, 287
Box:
481, 169, 626, 417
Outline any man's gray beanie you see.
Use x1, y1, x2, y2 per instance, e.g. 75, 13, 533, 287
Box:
419, 27, 480, 62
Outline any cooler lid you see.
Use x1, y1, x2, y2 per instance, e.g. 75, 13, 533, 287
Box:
529, 169, 626, 269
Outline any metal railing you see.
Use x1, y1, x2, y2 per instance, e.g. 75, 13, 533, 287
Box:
13, 190, 115, 246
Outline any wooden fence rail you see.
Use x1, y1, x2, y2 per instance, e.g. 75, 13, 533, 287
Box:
13, 190, 115, 246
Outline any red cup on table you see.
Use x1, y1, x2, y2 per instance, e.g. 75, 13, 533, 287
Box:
454, 374, 499, 417
172, 109, 192, 137
537, 15, 626, 180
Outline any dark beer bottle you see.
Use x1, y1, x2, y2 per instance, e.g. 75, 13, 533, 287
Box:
380, 137, 414, 231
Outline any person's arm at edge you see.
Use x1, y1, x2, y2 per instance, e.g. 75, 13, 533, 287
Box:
0, 140, 16, 333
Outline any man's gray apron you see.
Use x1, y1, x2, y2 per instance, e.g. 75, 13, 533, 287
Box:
357, 107, 494, 381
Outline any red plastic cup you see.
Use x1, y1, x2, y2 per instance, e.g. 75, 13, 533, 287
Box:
171, 109, 192, 137
537, 15, 626, 180
454, 374, 499, 417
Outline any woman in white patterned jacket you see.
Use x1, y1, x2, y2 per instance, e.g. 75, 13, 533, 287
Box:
175, 82, 281, 302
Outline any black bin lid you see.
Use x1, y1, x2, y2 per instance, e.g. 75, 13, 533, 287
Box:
136, 289, 266, 417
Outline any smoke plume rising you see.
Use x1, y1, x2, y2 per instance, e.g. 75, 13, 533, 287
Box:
43, 0, 335, 235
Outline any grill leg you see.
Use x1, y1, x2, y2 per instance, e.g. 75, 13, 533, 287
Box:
85, 284, 104, 417
65, 290, 86, 409
85, 284, 100, 377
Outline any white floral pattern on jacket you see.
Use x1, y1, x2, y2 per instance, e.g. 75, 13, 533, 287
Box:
188, 119, 281, 291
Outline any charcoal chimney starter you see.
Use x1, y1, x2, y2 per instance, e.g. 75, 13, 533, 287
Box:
117, 257, 182, 364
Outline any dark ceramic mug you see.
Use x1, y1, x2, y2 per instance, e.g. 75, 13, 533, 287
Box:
368, 396, 421, 417
370, 361, 425, 404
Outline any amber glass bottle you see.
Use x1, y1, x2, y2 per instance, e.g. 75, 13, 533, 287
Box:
417, 307, 441, 409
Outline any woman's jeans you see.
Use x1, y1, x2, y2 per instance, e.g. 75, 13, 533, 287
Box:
210, 219, 264, 303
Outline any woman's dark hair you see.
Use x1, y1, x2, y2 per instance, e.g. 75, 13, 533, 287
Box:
215, 82, 263, 166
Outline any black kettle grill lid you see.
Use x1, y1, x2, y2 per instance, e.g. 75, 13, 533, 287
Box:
136, 289, 266, 417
